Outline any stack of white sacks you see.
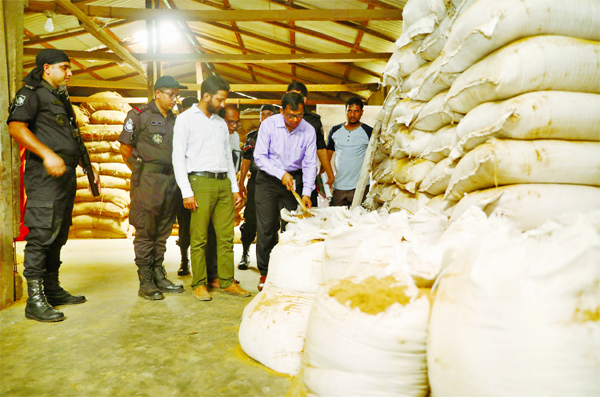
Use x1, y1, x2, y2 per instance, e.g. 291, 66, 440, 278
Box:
238, 1, 600, 395
69, 92, 133, 238
372, 0, 600, 225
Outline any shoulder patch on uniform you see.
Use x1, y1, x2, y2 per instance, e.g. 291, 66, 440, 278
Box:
132, 104, 150, 115
124, 118, 134, 132
14, 95, 26, 107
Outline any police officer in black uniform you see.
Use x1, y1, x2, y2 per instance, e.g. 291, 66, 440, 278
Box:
118, 76, 185, 300
7, 49, 100, 322
237, 104, 275, 270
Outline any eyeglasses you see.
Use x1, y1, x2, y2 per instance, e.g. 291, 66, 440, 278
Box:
159, 90, 180, 100
225, 120, 241, 126
283, 113, 303, 121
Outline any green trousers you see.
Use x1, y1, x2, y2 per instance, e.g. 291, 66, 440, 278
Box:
189, 175, 235, 289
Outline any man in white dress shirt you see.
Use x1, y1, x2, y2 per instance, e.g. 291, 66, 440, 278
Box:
173, 76, 251, 301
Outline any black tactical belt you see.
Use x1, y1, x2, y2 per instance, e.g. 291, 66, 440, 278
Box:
189, 171, 228, 180
144, 162, 174, 175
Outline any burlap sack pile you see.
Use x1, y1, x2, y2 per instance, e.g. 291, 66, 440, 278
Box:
69, 92, 132, 239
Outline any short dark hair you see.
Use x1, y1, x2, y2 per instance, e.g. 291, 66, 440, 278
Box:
286, 81, 308, 98
201, 75, 230, 97
281, 92, 304, 112
260, 104, 275, 113
346, 96, 364, 110
181, 96, 199, 110
218, 105, 240, 119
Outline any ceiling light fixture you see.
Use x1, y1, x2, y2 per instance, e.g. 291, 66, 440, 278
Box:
43, 11, 56, 33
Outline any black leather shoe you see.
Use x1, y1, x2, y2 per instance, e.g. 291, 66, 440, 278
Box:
238, 246, 250, 270
153, 264, 184, 294
25, 279, 65, 322
137, 267, 164, 300
177, 260, 190, 276
43, 272, 86, 306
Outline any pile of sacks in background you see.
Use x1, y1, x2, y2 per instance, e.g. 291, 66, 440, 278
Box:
69, 92, 133, 238
371, 0, 600, 225
239, 206, 600, 396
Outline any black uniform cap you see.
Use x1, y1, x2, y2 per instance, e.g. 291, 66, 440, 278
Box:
154, 75, 188, 90
23, 49, 71, 87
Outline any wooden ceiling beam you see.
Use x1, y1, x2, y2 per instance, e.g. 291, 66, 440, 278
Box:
22, 19, 133, 46
54, 0, 147, 79
353, 0, 400, 9
27, 3, 403, 22
265, 0, 397, 43
133, 52, 391, 63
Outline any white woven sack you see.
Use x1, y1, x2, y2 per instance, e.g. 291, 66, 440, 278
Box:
238, 284, 314, 376
372, 156, 396, 184
302, 274, 430, 397
391, 98, 426, 127
439, 0, 600, 74
402, 0, 446, 30
396, 13, 440, 49
446, 36, 600, 114
413, 90, 463, 132
451, 91, 600, 159
321, 212, 385, 282
401, 63, 431, 94
407, 56, 460, 102
445, 139, 600, 201
391, 127, 433, 159
266, 240, 325, 295
450, 184, 600, 231
428, 212, 600, 396
419, 157, 456, 196
393, 158, 436, 194
419, 125, 458, 162
384, 42, 428, 87
387, 189, 431, 215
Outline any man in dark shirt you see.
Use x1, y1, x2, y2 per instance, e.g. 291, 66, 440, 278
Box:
237, 104, 275, 270
118, 76, 185, 300
286, 82, 334, 206
7, 49, 100, 322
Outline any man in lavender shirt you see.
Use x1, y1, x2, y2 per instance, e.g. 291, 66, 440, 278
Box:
253, 92, 317, 291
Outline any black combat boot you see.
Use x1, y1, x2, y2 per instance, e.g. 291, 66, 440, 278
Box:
238, 245, 250, 270
137, 265, 164, 300
177, 250, 190, 276
153, 263, 184, 294
25, 279, 65, 322
43, 271, 86, 306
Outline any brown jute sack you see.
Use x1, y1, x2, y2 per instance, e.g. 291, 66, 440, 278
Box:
70, 215, 129, 235
69, 229, 127, 239
79, 125, 123, 142
89, 152, 124, 164
84, 141, 120, 154
72, 201, 129, 218
80, 91, 132, 114
75, 188, 130, 209
99, 163, 131, 178
90, 110, 127, 125
76, 175, 129, 190
72, 105, 89, 127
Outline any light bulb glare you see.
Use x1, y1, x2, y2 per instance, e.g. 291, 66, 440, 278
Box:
44, 17, 54, 33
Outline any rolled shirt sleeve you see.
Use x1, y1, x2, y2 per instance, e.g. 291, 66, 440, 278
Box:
173, 116, 193, 198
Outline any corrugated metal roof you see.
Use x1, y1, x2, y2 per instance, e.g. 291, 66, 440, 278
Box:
22, 0, 404, 99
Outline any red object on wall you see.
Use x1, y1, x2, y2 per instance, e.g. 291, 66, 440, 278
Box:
15, 146, 28, 241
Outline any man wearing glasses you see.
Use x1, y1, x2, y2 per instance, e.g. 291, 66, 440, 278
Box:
119, 76, 185, 300
218, 105, 243, 172
253, 92, 317, 291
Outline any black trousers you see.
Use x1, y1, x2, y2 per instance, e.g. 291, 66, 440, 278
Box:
130, 170, 179, 268
23, 159, 76, 279
255, 170, 304, 277
239, 174, 257, 249
175, 189, 218, 281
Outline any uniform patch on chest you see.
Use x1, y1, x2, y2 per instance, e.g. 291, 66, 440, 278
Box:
151, 121, 163, 126
56, 114, 67, 126
124, 118, 134, 132
152, 134, 164, 144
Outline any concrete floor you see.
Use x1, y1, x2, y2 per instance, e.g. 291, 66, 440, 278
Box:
0, 238, 292, 397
